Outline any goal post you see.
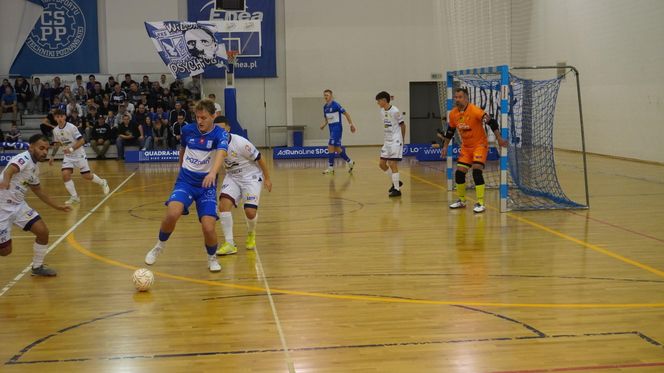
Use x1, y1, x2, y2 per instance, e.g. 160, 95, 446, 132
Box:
444, 65, 589, 212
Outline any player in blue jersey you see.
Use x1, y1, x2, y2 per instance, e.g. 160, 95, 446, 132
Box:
144, 100, 229, 272
320, 89, 357, 174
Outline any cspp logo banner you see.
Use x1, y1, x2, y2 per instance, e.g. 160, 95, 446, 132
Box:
10, 0, 99, 75
187, 0, 276, 78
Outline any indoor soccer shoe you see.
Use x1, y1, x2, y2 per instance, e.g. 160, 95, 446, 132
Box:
388, 189, 402, 197
388, 181, 403, 193
246, 231, 256, 250
347, 160, 355, 173
65, 196, 80, 205
473, 203, 486, 213
101, 179, 110, 195
216, 242, 238, 256
208, 255, 222, 272
31, 265, 57, 277
449, 199, 467, 209
145, 245, 163, 265
322, 168, 334, 175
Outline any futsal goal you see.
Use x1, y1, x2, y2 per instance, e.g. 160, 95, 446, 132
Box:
443, 65, 589, 212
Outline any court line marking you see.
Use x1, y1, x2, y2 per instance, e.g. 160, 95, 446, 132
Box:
0, 172, 137, 298
253, 247, 296, 373
65, 234, 664, 308
408, 173, 664, 279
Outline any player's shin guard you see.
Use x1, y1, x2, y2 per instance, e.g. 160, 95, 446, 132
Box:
455, 170, 466, 202
220, 212, 234, 244
340, 150, 351, 162
64, 180, 77, 197
246, 215, 257, 233
91, 174, 104, 185
472, 168, 485, 205
391, 173, 400, 191
32, 242, 48, 268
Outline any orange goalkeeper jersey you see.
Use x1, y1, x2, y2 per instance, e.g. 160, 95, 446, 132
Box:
449, 103, 488, 148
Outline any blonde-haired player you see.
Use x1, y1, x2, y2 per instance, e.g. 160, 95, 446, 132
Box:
214, 116, 272, 255
49, 109, 109, 204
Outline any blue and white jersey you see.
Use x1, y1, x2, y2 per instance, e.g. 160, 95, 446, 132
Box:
324, 100, 346, 133
177, 124, 229, 185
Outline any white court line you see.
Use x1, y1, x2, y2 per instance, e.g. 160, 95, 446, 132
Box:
253, 247, 296, 373
0, 172, 137, 298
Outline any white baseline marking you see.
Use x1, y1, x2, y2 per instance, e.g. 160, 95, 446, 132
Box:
0, 172, 137, 297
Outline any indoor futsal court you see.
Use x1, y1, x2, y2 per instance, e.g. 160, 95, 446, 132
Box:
1, 1, 664, 372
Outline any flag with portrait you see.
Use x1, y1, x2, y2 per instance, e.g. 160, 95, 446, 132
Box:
145, 21, 228, 79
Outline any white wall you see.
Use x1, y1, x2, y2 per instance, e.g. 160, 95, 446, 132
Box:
285, 0, 445, 146
510, 0, 664, 162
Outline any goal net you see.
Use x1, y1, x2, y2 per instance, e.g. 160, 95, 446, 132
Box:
445, 66, 587, 211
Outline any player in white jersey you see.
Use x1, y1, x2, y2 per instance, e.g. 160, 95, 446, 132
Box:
0, 135, 72, 276
49, 109, 110, 205
376, 91, 406, 197
213, 116, 272, 255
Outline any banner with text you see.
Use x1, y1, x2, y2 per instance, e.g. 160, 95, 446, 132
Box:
187, 0, 276, 78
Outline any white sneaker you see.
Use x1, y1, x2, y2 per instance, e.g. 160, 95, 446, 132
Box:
208, 255, 222, 272
347, 160, 355, 173
101, 179, 110, 195
145, 245, 163, 265
449, 199, 466, 209
65, 196, 80, 205
322, 168, 334, 175
473, 203, 486, 213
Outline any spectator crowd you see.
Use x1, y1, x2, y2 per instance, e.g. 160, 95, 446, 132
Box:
2, 73, 216, 159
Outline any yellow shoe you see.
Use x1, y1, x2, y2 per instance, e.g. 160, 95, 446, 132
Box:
246, 231, 256, 250
216, 242, 238, 256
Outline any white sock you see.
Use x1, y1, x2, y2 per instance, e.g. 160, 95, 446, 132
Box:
64, 180, 78, 197
392, 173, 400, 190
91, 174, 104, 185
220, 212, 234, 244
156, 240, 167, 249
32, 242, 48, 268
246, 215, 257, 233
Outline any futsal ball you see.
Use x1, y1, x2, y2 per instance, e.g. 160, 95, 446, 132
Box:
132, 268, 154, 292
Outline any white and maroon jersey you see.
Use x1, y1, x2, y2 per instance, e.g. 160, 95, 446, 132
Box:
0, 151, 40, 204
380, 105, 404, 144
224, 134, 262, 180
53, 122, 86, 159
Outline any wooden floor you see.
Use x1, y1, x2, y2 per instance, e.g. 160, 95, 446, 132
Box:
2, 147, 664, 373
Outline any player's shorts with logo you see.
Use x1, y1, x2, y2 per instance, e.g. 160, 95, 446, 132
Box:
0, 202, 41, 244
458, 144, 489, 166
380, 141, 403, 161
62, 156, 91, 173
166, 181, 218, 220
220, 173, 262, 209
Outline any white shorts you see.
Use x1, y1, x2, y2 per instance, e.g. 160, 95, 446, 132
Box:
380, 142, 403, 161
219, 174, 263, 209
62, 156, 90, 173
0, 202, 41, 244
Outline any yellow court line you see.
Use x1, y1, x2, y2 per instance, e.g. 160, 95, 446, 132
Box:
409, 174, 664, 279
66, 233, 664, 309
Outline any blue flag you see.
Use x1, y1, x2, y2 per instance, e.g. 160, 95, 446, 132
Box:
145, 21, 228, 80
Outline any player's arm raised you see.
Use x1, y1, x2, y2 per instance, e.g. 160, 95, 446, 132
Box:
203, 149, 227, 188
256, 155, 272, 192
342, 111, 357, 133
484, 113, 508, 147
29, 184, 71, 212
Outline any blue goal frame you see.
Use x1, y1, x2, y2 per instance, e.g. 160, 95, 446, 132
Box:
446, 65, 510, 212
